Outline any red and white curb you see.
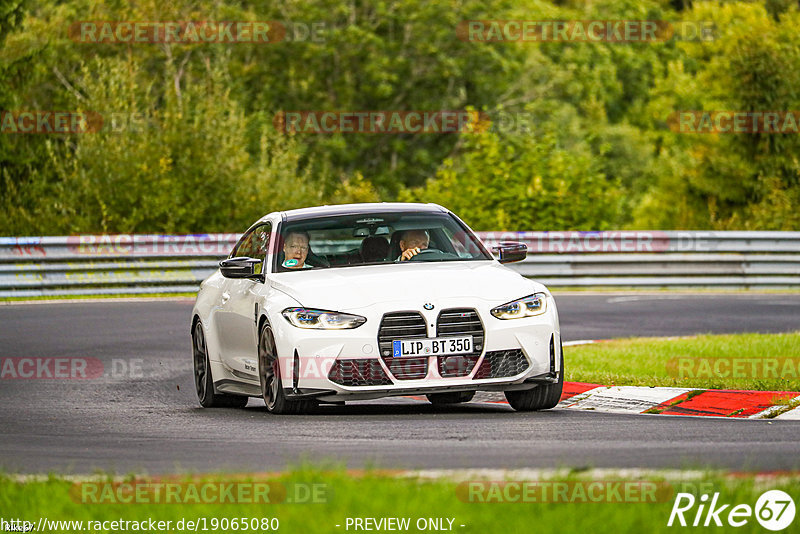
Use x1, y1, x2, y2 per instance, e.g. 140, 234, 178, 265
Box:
410, 386, 800, 419
556, 338, 800, 419
556, 383, 800, 419
410, 383, 800, 418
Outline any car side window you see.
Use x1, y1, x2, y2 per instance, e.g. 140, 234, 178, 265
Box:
230, 232, 253, 258
230, 223, 271, 274
442, 226, 478, 258
251, 224, 271, 274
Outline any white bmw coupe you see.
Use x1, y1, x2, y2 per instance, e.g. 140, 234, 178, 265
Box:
191, 203, 563, 413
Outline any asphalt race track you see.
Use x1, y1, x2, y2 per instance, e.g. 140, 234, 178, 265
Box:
1, 293, 799, 474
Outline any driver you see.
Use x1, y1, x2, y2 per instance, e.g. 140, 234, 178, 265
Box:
398, 229, 430, 261
282, 231, 313, 269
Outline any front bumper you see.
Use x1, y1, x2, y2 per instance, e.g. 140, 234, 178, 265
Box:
285, 372, 561, 402
270, 297, 561, 401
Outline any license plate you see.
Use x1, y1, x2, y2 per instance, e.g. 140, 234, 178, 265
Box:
392, 336, 473, 357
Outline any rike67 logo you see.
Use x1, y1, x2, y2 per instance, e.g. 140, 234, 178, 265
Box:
668, 490, 795, 531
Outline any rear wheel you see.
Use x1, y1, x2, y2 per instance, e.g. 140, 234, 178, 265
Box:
504, 350, 564, 412
192, 321, 248, 408
258, 323, 317, 415
426, 391, 475, 405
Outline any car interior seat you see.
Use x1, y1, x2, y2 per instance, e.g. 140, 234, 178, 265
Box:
388, 232, 404, 261
360, 236, 390, 263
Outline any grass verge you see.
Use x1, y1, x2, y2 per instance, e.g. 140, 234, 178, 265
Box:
565, 332, 800, 391
1, 469, 798, 533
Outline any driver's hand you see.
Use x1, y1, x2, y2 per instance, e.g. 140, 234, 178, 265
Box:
400, 247, 421, 261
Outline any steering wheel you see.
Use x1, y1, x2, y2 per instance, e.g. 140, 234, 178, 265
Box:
306, 251, 331, 267
407, 248, 445, 262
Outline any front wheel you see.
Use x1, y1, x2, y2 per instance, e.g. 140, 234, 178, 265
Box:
258, 323, 317, 415
504, 350, 564, 412
192, 321, 248, 408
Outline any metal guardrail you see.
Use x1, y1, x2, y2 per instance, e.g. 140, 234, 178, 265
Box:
1, 231, 799, 297
0, 234, 237, 297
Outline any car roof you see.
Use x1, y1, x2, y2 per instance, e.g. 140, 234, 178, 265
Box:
276, 202, 449, 222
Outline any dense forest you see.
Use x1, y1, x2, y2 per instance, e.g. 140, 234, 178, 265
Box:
1, 0, 799, 234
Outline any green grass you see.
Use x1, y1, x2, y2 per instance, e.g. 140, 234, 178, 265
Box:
1, 469, 798, 534
764, 399, 800, 419
566, 332, 800, 391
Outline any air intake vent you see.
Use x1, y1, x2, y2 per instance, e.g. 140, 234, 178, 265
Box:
436, 308, 484, 377
473, 349, 529, 379
328, 359, 393, 387
378, 312, 428, 380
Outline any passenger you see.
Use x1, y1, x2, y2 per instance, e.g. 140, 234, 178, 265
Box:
282, 231, 313, 269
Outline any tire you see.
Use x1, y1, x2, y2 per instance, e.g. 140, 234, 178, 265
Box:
504, 349, 564, 412
192, 321, 248, 408
426, 391, 475, 404
258, 322, 317, 415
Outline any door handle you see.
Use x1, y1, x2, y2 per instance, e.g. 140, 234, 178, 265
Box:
221, 291, 230, 304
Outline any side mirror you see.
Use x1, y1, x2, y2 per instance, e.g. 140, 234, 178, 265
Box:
220, 256, 262, 279
493, 242, 527, 264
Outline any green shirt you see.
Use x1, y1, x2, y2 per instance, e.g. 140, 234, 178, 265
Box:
282, 259, 313, 269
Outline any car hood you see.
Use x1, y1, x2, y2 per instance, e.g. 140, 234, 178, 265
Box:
269, 261, 546, 311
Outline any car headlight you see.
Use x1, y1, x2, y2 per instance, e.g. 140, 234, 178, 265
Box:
490, 293, 547, 320
281, 308, 367, 329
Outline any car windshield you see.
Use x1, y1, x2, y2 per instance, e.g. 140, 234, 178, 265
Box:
274, 211, 492, 272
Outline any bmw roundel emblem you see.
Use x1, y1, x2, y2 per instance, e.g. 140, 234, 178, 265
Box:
423, 303, 434, 310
